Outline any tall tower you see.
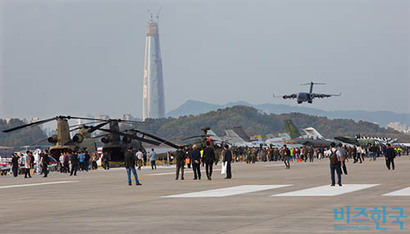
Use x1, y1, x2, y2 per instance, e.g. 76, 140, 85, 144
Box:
142, 15, 165, 121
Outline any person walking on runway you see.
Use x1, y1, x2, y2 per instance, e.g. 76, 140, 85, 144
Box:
175, 146, 185, 180
281, 145, 291, 169
190, 145, 201, 180
385, 143, 396, 170
328, 142, 343, 186
222, 145, 233, 179
202, 141, 216, 180
124, 147, 142, 186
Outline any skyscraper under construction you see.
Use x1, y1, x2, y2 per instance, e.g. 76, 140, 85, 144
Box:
142, 16, 165, 121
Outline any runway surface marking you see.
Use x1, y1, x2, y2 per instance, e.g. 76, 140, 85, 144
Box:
0, 181, 78, 189
383, 187, 410, 196
164, 185, 291, 198
272, 184, 379, 197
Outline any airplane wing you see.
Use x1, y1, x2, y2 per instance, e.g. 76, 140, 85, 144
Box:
311, 92, 341, 99
282, 94, 297, 99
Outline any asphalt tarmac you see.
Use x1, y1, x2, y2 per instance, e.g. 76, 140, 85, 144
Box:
1, 156, 409, 233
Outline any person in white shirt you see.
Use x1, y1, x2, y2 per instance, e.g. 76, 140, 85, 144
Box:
354, 145, 362, 163
135, 149, 143, 170
327, 142, 343, 186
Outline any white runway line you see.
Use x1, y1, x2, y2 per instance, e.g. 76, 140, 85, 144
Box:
272, 184, 379, 197
0, 181, 78, 189
164, 185, 291, 198
383, 187, 410, 196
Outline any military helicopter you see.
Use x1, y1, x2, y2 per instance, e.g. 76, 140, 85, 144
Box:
2, 116, 103, 159
89, 119, 180, 163
182, 127, 213, 147
274, 82, 341, 104
181, 127, 227, 153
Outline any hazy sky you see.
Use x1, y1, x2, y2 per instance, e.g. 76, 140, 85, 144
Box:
1, 0, 409, 119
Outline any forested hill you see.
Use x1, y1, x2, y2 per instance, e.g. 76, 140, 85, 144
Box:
134, 106, 410, 143
0, 119, 47, 147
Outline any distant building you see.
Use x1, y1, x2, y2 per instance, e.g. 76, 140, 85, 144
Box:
387, 122, 410, 134
96, 115, 110, 120
121, 114, 132, 121
31, 117, 40, 123
142, 15, 165, 121
5, 118, 11, 124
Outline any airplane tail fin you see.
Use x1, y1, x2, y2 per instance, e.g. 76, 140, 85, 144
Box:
232, 126, 251, 142
303, 127, 324, 139
284, 119, 301, 139
301, 82, 326, 94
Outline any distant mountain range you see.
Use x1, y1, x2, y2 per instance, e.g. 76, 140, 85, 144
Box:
167, 100, 410, 127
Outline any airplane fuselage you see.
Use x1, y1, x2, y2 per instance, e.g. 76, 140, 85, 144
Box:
297, 92, 312, 104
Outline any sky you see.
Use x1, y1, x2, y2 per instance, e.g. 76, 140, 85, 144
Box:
0, 0, 409, 120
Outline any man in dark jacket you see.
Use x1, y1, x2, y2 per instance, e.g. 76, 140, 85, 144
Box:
11, 154, 20, 177
202, 141, 216, 180
41, 150, 50, 177
175, 146, 185, 180
223, 145, 233, 179
102, 151, 111, 170
385, 144, 396, 170
70, 152, 78, 176
124, 147, 142, 186
190, 145, 201, 180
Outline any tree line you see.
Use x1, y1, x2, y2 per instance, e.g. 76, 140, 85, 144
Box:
2, 106, 408, 147
131, 106, 410, 143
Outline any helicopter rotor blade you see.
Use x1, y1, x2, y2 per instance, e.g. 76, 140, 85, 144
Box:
2, 117, 57, 133
134, 130, 180, 149
66, 116, 107, 122
69, 122, 110, 133
69, 121, 103, 129
87, 122, 110, 133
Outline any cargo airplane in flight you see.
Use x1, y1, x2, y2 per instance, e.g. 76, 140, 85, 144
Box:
274, 82, 341, 104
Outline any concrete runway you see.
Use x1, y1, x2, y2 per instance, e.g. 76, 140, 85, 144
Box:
1, 156, 409, 233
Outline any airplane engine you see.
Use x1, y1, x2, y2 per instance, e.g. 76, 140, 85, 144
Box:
122, 136, 132, 143
48, 134, 58, 144
72, 133, 84, 143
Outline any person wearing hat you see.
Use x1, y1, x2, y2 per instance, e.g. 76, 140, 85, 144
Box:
124, 147, 142, 186
190, 144, 201, 180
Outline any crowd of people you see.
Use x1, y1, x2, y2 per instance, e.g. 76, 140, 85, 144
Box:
1, 142, 407, 187
218, 144, 408, 165
1, 150, 50, 178
0, 150, 101, 177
